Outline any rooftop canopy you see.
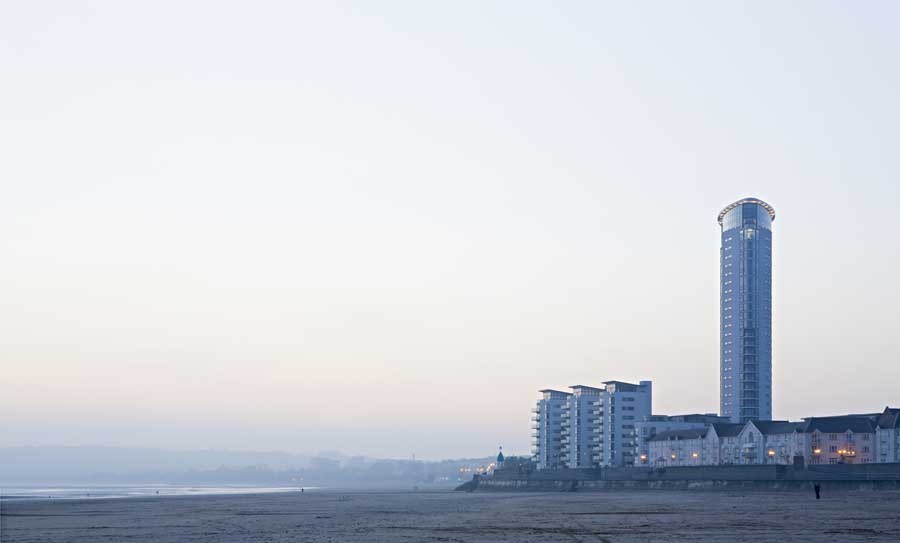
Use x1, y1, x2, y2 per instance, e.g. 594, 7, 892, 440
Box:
717, 197, 776, 225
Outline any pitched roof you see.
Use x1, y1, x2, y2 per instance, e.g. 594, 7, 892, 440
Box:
877, 407, 900, 430
711, 423, 744, 437
753, 421, 804, 435
648, 428, 709, 442
802, 416, 874, 434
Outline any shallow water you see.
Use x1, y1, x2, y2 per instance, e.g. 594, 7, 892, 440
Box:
0, 484, 311, 501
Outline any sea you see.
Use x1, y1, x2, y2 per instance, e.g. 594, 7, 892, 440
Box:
0, 484, 310, 501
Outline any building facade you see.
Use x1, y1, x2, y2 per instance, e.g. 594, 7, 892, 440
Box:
636, 413, 730, 464
876, 407, 900, 463
531, 389, 570, 470
649, 412, 893, 467
533, 380, 652, 469
596, 381, 652, 467
561, 386, 603, 469
718, 198, 775, 423
729, 420, 806, 465
804, 416, 877, 465
647, 427, 721, 467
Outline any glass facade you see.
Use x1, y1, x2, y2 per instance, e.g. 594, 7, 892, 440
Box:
718, 199, 774, 423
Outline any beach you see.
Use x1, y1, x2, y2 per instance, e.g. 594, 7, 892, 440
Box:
4, 488, 900, 542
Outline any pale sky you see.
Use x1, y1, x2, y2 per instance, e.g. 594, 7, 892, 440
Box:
2, 1, 899, 459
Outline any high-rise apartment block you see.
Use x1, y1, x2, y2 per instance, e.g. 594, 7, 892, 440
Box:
718, 198, 775, 423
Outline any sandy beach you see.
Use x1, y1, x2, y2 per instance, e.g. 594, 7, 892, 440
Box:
4, 488, 900, 542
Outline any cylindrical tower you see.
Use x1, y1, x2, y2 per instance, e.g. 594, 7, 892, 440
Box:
717, 198, 775, 423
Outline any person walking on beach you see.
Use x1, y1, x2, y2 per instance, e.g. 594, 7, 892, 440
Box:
814, 482, 821, 500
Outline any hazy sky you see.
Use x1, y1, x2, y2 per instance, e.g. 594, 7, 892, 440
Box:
2, 1, 899, 459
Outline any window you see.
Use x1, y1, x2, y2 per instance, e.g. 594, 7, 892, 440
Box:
863, 446, 869, 453
829, 446, 837, 453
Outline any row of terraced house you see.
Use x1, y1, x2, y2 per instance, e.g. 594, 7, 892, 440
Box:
645, 408, 900, 467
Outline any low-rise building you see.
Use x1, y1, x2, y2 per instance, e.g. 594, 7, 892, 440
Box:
714, 422, 746, 465
731, 420, 806, 465
636, 414, 729, 464
647, 426, 720, 466
804, 416, 877, 465
656, 414, 886, 467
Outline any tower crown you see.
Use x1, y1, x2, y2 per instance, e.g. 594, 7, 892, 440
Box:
717, 198, 776, 225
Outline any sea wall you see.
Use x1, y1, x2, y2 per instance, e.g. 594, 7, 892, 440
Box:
469, 462, 900, 492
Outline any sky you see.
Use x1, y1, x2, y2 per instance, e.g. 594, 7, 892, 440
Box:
2, 1, 899, 460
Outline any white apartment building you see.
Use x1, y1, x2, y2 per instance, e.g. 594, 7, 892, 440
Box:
562, 386, 603, 469
533, 380, 652, 469
598, 381, 652, 467
531, 389, 570, 470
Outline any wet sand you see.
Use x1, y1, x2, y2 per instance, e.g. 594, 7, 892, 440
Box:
4, 489, 900, 542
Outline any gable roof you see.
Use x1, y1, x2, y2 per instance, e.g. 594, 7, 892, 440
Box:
802, 416, 874, 434
711, 423, 744, 437
753, 421, 805, 435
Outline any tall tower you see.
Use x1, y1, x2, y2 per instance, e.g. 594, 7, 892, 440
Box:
718, 198, 775, 423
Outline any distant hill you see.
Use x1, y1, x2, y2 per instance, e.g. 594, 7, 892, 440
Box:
0, 446, 313, 483
0, 447, 496, 487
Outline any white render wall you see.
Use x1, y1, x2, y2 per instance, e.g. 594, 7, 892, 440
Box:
877, 428, 900, 463
636, 420, 709, 462
532, 391, 570, 470
648, 431, 720, 467
598, 381, 652, 467
563, 387, 603, 468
